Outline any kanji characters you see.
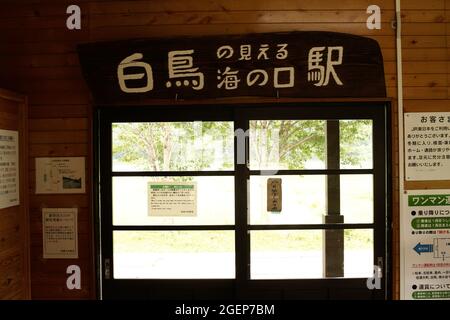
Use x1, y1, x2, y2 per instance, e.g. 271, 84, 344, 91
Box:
308, 46, 344, 87
217, 67, 240, 90
117, 53, 154, 93
166, 50, 204, 90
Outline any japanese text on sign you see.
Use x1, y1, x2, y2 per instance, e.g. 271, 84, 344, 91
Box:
148, 182, 197, 217
405, 113, 450, 181
402, 190, 450, 300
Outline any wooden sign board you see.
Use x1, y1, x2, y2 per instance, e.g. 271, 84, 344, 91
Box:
78, 31, 386, 104
267, 178, 282, 212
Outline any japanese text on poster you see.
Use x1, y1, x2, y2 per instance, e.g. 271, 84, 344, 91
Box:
35, 157, 85, 194
0, 129, 19, 209
405, 112, 450, 181
42, 208, 78, 259
148, 182, 197, 217
402, 190, 450, 300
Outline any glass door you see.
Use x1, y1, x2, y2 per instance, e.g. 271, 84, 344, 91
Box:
98, 102, 390, 300
236, 103, 389, 299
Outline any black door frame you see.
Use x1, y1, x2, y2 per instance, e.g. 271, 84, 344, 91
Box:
95, 101, 392, 300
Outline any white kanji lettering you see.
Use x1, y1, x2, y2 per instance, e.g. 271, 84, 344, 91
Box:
239, 45, 252, 60
307, 46, 343, 87
274, 67, 294, 88
257, 44, 269, 60
217, 67, 240, 90
276, 44, 288, 60
217, 45, 234, 59
247, 69, 269, 87
166, 50, 204, 90
117, 53, 153, 93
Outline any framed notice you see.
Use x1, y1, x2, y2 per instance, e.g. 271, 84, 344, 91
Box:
148, 182, 197, 217
402, 190, 450, 300
405, 112, 450, 181
0, 129, 19, 209
35, 157, 85, 194
42, 208, 78, 259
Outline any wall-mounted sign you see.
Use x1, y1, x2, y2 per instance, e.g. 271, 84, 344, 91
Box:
0, 129, 19, 209
42, 208, 78, 259
148, 182, 197, 217
35, 157, 85, 194
78, 31, 386, 104
402, 190, 450, 300
267, 178, 282, 212
405, 112, 450, 181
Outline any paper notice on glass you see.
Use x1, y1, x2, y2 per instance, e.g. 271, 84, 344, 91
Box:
42, 208, 78, 259
0, 129, 19, 209
35, 157, 85, 194
148, 182, 197, 217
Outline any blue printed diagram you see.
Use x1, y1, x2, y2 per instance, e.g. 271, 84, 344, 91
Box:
414, 238, 450, 260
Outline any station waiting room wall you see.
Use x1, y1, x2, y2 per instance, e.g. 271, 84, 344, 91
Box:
0, 0, 449, 300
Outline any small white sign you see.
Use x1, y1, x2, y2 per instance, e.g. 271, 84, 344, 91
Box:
148, 182, 197, 217
405, 112, 450, 181
0, 129, 19, 209
35, 157, 85, 194
402, 190, 450, 300
42, 208, 78, 259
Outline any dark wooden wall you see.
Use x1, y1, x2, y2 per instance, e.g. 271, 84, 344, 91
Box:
0, 89, 30, 299
0, 0, 449, 300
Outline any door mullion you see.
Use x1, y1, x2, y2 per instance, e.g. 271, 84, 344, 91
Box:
234, 109, 250, 298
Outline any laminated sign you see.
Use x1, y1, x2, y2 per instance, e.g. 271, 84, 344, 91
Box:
148, 182, 197, 217
402, 190, 450, 300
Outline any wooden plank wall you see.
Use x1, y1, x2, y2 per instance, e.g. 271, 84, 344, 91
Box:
0, 89, 30, 299
0, 0, 448, 300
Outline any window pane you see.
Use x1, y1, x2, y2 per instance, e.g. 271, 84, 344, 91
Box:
250, 229, 374, 279
249, 175, 326, 225
340, 175, 374, 223
250, 230, 323, 279
112, 121, 234, 171
113, 176, 234, 225
340, 120, 373, 169
249, 120, 326, 170
344, 229, 374, 278
113, 231, 235, 279
249, 175, 373, 225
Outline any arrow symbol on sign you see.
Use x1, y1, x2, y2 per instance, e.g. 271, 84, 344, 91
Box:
413, 243, 434, 255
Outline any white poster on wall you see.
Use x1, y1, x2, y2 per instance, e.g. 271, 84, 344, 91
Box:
35, 157, 85, 194
404, 112, 450, 181
0, 129, 19, 209
148, 182, 197, 217
42, 208, 78, 259
402, 190, 450, 300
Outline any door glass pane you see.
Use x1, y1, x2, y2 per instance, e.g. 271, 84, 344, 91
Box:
249, 120, 326, 170
113, 176, 234, 225
344, 229, 374, 278
250, 229, 374, 279
250, 230, 323, 279
112, 121, 234, 172
249, 175, 326, 225
340, 175, 373, 223
249, 175, 373, 225
340, 120, 373, 169
113, 231, 235, 279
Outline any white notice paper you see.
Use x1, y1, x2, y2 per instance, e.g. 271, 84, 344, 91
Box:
402, 190, 450, 300
0, 129, 19, 209
35, 157, 85, 194
42, 208, 78, 259
405, 112, 450, 181
148, 182, 197, 217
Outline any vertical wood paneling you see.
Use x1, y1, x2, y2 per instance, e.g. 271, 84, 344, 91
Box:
0, 89, 30, 300
2, 0, 447, 301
